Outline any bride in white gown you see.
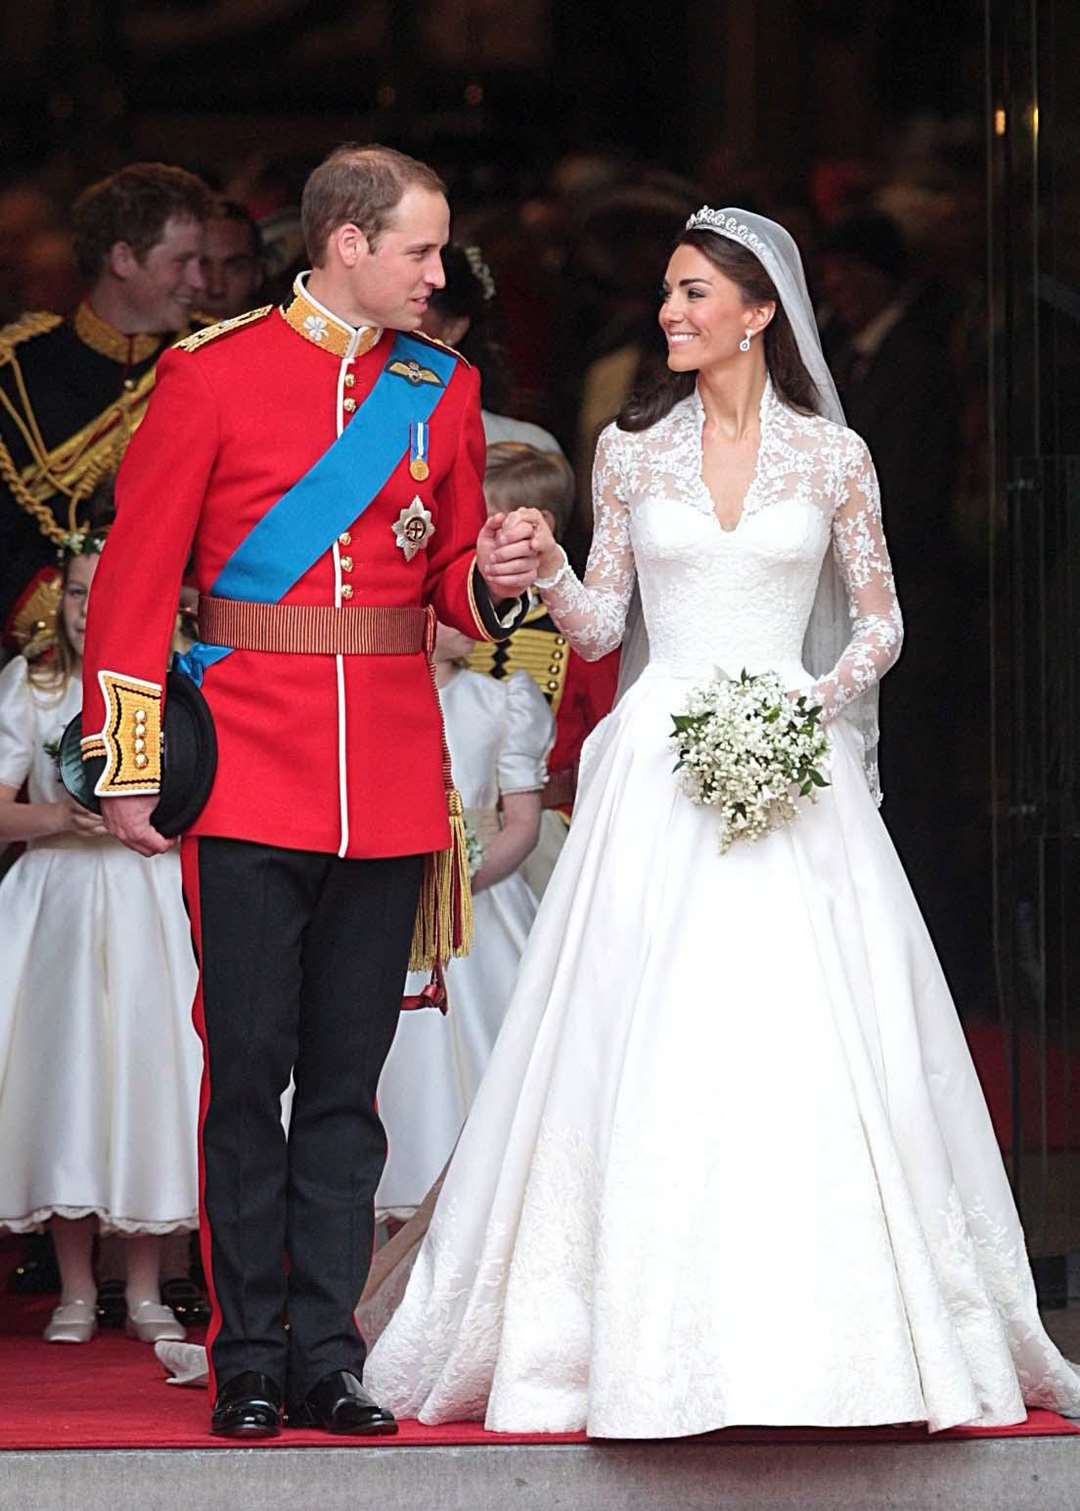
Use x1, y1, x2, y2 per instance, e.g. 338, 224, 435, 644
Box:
363, 208, 1080, 1438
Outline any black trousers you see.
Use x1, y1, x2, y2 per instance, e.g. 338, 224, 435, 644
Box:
181, 836, 423, 1401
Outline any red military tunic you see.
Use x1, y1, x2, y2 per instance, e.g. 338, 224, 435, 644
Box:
81, 280, 507, 860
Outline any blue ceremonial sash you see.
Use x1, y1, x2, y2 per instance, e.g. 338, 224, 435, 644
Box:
175, 331, 457, 684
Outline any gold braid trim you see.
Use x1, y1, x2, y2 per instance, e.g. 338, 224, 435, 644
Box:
0, 427, 124, 546
409, 609, 474, 971
0, 341, 156, 545
86, 670, 163, 797
0, 310, 63, 352
410, 329, 471, 368
174, 304, 273, 353
0, 313, 70, 544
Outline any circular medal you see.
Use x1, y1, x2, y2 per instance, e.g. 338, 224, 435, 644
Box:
409, 458, 430, 481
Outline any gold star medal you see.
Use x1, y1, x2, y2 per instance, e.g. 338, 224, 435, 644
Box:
393, 497, 435, 562
409, 420, 430, 481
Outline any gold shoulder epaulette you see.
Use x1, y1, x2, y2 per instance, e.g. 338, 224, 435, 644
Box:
410, 329, 471, 368
174, 304, 273, 354
0, 310, 63, 365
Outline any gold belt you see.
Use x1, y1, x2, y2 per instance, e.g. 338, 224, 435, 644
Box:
198, 596, 430, 656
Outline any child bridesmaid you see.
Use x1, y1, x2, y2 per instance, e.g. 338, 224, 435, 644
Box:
0, 531, 202, 1343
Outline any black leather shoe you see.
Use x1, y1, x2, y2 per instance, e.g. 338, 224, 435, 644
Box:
288, 1370, 398, 1435
210, 1371, 284, 1438
96, 1278, 127, 1329
160, 1276, 212, 1327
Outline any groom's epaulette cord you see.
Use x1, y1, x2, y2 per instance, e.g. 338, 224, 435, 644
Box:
173, 305, 274, 354
408, 329, 471, 368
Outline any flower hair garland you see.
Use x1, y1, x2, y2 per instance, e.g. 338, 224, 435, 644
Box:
57, 529, 108, 561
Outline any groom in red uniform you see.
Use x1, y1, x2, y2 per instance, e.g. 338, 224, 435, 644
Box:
80, 145, 537, 1437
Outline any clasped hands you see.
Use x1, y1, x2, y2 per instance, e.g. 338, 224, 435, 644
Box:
476, 508, 563, 600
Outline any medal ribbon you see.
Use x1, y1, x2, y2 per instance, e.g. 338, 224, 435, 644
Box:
409, 421, 430, 480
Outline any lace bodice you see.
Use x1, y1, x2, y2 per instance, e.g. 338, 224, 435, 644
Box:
542, 381, 902, 720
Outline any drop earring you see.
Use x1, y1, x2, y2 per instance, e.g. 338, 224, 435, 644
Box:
739, 332, 752, 352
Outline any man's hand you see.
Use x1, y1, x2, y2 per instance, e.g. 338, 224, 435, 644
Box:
501, 508, 563, 581
101, 794, 175, 856
476, 512, 540, 599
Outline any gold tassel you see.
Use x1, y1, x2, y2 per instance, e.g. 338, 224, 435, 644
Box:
409, 789, 475, 971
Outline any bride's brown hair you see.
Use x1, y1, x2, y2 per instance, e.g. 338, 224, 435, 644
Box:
617, 229, 820, 433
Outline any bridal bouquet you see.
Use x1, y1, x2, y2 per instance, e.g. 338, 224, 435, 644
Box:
463, 814, 486, 878
670, 669, 830, 852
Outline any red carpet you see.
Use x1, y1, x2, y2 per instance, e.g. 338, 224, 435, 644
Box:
0, 1281, 1076, 1451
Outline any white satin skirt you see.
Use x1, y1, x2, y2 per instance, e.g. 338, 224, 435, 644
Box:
364, 665, 1080, 1436
376, 870, 541, 1221
0, 835, 201, 1234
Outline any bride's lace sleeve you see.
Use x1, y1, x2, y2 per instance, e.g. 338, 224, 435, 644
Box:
810, 433, 904, 721
537, 424, 636, 660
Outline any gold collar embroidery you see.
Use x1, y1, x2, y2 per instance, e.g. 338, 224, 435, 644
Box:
282, 274, 381, 360
74, 302, 161, 366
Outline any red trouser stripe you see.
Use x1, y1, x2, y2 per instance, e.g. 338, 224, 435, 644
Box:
180, 835, 222, 1402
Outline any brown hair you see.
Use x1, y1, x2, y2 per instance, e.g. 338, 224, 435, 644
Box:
27, 529, 109, 692
301, 144, 446, 264
484, 442, 576, 540
617, 228, 820, 432
72, 163, 213, 281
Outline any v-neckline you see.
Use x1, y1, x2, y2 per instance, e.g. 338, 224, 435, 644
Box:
694, 378, 771, 534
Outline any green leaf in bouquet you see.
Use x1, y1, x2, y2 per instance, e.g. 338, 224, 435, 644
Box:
809, 768, 830, 788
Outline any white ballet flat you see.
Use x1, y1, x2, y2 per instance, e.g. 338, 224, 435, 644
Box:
125, 1300, 186, 1344
44, 1299, 98, 1344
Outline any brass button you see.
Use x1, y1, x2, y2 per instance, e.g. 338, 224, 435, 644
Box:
134, 753, 149, 769
134, 737, 146, 754
338, 531, 351, 546
547, 680, 559, 691
340, 555, 353, 573
554, 636, 566, 646
343, 397, 357, 413
344, 371, 356, 387
123, 378, 136, 392
134, 711, 147, 727
341, 583, 354, 600
551, 648, 564, 661
548, 664, 561, 675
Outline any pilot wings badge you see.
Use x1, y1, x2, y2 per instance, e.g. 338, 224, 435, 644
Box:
393, 497, 436, 562
387, 357, 444, 387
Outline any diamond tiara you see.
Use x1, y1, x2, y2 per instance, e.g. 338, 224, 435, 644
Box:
685, 207, 769, 262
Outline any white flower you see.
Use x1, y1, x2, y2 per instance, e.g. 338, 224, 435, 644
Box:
670, 669, 830, 853
463, 816, 485, 878
303, 314, 328, 342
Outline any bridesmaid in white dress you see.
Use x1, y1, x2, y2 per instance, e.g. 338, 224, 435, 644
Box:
0, 539, 201, 1345
375, 622, 554, 1221
363, 210, 1080, 1436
